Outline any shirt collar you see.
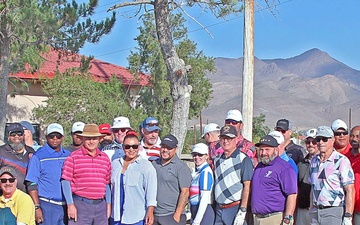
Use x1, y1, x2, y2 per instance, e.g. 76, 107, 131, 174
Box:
80, 146, 103, 157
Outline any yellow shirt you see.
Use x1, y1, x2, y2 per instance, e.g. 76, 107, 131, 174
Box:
0, 189, 35, 225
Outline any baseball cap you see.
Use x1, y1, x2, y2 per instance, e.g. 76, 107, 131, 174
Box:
0, 167, 17, 177
46, 123, 64, 136
225, 110, 243, 122
255, 135, 279, 147
316, 126, 334, 138
160, 134, 178, 149
99, 123, 112, 135
7, 123, 24, 134
306, 128, 317, 139
219, 125, 237, 138
268, 131, 284, 144
191, 143, 208, 155
72, 121, 85, 133
275, 119, 291, 131
142, 117, 161, 132
111, 116, 131, 131
331, 119, 348, 131
202, 123, 220, 138
19, 121, 35, 134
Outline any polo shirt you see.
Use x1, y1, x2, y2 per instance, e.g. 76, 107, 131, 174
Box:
61, 146, 111, 199
189, 163, 213, 206
140, 138, 161, 160
0, 144, 35, 192
111, 156, 157, 223
0, 189, 35, 225
251, 156, 297, 215
25, 143, 70, 201
280, 152, 298, 175
309, 149, 354, 207
152, 155, 192, 216
345, 149, 360, 212
214, 149, 253, 204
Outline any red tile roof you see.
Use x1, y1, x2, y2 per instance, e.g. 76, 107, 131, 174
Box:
10, 49, 151, 86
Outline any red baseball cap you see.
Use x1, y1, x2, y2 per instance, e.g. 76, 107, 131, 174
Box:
99, 123, 112, 135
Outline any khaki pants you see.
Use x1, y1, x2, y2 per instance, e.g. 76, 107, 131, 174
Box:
254, 212, 284, 225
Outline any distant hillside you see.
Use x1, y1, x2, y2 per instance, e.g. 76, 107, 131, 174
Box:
196, 48, 360, 131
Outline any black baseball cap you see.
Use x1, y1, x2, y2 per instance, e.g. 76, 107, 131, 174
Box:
255, 135, 279, 147
160, 134, 178, 149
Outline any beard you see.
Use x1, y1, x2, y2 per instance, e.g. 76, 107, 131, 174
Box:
9, 142, 25, 152
260, 152, 277, 165
350, 140, 359, 150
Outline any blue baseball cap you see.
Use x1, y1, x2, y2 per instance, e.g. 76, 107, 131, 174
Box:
142, 117, 161, 132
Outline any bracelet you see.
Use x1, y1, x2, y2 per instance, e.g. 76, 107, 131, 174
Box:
35, 204, 41, 210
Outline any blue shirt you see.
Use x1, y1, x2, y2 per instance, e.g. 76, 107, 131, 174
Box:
280, 152, 298, 175
111, 156, 157, 223
25, 143, 71, 201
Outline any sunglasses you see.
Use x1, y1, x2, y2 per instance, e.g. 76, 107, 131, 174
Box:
225, 120, 240, 126
124, 144, 139, 150
113, 128, 128, 133
334, 131, 348, 136
305, 140, 317, 145
315, 137, 329, 143
146, 123, 159, 127
192, 153, 205, 157
9, 131, 24, 137
0, 178, 16, 183
48, 133, 63, 139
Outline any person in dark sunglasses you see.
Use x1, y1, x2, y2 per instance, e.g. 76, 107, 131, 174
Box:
25, 123, 70, 225
331, 119, 351, 155
0, 167, 35, 225
0, 123, 35, 192
309, 126, 355, 225
110, 130, 157, 225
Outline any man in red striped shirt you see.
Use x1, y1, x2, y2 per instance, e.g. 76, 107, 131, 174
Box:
61, 124, 111, 225
140, 117, 162, 161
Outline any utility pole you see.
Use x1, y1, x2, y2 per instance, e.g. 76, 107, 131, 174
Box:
242, 0, 255, 141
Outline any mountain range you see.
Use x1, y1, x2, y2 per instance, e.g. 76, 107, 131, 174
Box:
199, 48, 360, 131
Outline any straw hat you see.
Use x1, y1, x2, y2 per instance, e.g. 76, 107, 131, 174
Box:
77, 124, 105, 137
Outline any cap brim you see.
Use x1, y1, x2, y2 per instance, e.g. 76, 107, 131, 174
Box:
77, 133, 106, 137
145, 126, 161, 132
220, 134, 237, 138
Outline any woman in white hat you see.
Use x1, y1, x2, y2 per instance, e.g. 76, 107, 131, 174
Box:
189, 143, 215, 225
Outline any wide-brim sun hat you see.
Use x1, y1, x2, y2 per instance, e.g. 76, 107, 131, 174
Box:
77, 124, 106, 137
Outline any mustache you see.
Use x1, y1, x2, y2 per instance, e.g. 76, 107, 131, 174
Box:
350, 140, 359, 148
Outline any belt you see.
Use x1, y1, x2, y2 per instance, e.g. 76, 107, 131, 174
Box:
255, 212, 282, 218
39, 197, 66, 206
73, 195, 104, 204
219, 200, 241, 209
315, 205, 334, 209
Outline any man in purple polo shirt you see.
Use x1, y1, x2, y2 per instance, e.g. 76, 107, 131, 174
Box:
251, 135, 297, 225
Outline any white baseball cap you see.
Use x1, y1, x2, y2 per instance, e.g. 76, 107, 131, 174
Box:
268, 130, 284, 144
111, 116, 131, 131
331, 119, 348, 131
202, 123, 221, 138
47, 123, 64, 135
225, 110, 243, 122
72, 121, 85, 133
191, 143, 208, 155
305, 128, 317, 138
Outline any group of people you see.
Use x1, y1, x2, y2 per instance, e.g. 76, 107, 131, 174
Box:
0, 110, 359, 225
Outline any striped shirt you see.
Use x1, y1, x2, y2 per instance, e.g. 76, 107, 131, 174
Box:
140, 138, 161, 160
189, 163, 214, 205
61, 146, 111, 199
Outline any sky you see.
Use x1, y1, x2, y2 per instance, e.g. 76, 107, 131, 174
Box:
80, 0, 360, 71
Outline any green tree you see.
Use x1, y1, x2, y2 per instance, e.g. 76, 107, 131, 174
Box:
33, 69, 143, 146
252, 113, 270, 144
128, 13, 214, 153
0, 0, 116, 140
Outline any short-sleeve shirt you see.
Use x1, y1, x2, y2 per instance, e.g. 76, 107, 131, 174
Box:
190, 163, 214, 206
61, 146, 111, 199
152, 155, 192, 216
25, 143, 70, 201
345, 150, 360, 213
0, 189, 35, 225
251, 156, 297, 215
214, 149, 254, 204
309, 149, 354, 207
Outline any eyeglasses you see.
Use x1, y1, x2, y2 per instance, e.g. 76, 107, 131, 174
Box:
9, 131, 24, 137
315, 137, 329, 143
146, 123, 159, 127
113, 128, 128, 133
124, 144, 139, 150
225, 120, 240, 126
192, 153, 205, 157
48, 133, 63, 139
305, 140, 317, 145
334, 131, 348, 136
0, 178, 16, 183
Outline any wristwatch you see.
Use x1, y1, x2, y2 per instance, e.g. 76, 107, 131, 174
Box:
240, 207, 247, 212
35, 204, 41, 210
282, 215, 293, 224
344, 212, 352, 218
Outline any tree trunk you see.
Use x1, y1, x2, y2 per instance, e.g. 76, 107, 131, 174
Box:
0, 16, 10, 141
154, 0, 192, 155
